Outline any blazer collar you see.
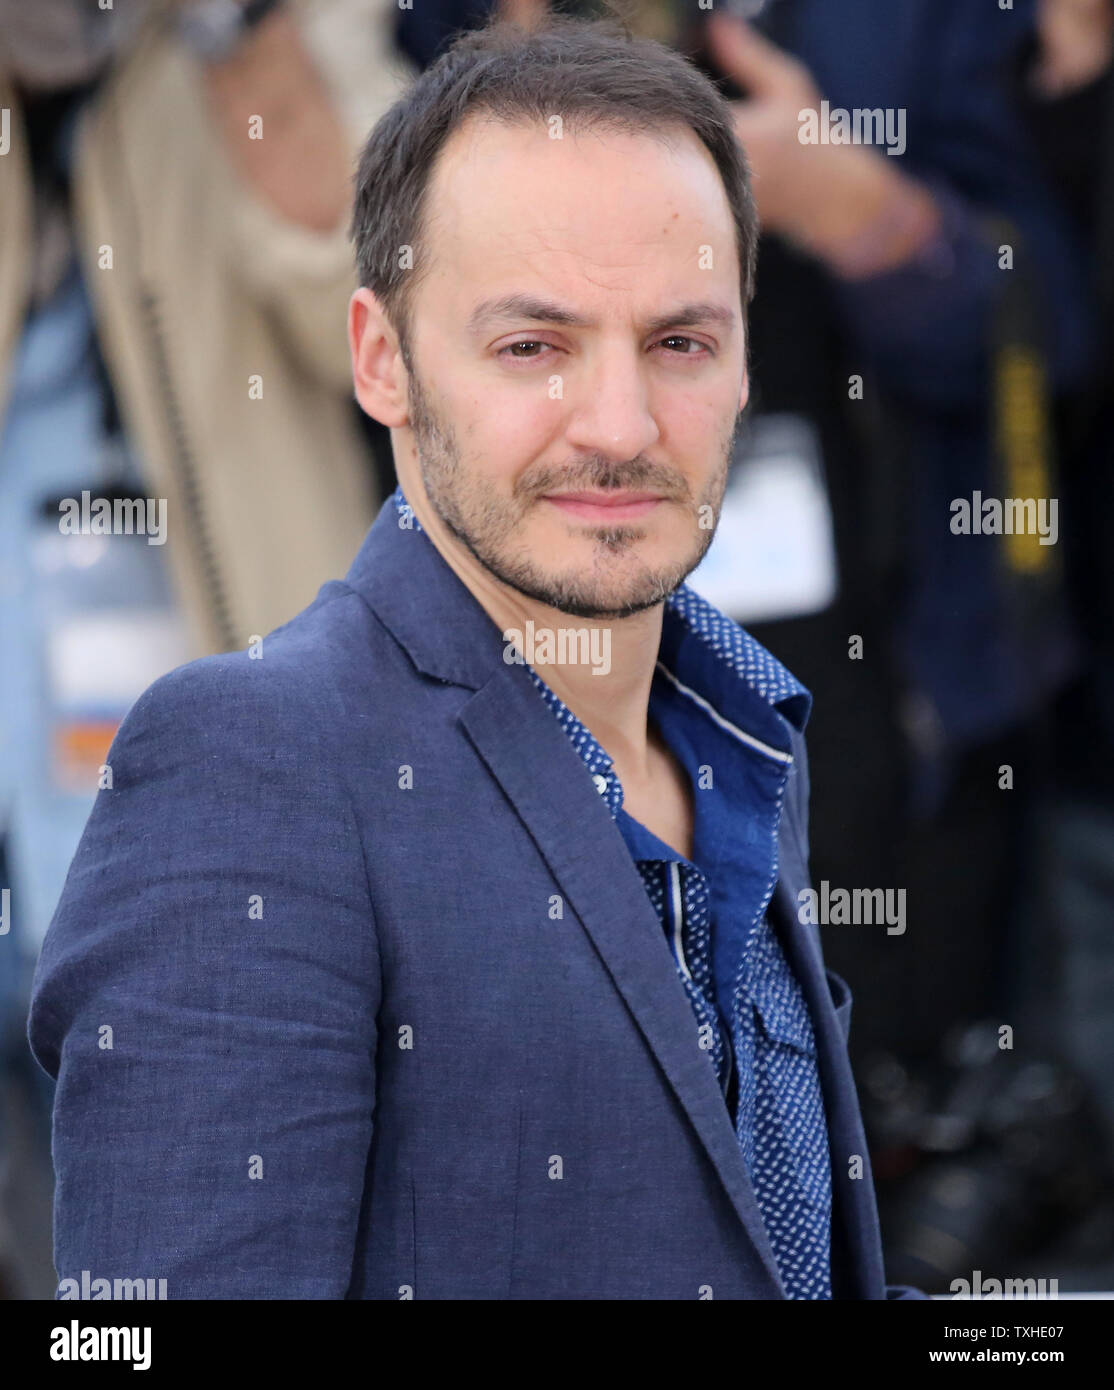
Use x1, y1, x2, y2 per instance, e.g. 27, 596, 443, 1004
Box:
346, 488, 812, 727
343, 490, 511, 690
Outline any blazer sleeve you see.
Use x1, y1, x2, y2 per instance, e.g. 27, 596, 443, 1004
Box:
27, 654, 380, 1298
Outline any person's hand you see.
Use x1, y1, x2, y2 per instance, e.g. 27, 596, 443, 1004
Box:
704, 11, 941, 279
704, 10, 826, 239
1031, 0, 1114, 97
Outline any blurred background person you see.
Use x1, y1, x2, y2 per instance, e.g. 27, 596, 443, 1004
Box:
0, 0, 413, 1297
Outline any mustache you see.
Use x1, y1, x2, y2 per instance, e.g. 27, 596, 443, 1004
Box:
516, 459, 693, 502
515, 409, 744, 504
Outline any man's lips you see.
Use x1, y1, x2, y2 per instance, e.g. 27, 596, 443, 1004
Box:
542, 491, 665, 523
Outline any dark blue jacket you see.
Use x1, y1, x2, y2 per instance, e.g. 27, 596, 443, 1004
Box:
29, 496, 922, 1298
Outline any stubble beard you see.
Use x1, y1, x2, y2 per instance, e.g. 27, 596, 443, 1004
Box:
406, 352, 738, 620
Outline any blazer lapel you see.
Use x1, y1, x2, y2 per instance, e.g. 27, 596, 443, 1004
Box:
460, 663, 787, 1295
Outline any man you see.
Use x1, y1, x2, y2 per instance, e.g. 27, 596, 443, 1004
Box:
29, 13, 922, 1299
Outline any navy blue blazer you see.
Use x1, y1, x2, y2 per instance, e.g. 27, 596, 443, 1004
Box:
29, 495, 921, 1299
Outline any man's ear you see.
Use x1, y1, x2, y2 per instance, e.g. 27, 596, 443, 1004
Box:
349, 288, 409, 428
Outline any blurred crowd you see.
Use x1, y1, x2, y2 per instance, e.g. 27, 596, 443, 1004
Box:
1, 0, 1112, 1297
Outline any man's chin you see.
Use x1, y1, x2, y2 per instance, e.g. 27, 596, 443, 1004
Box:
500, 567, 690, 621
524, 540, 710, 620
548, 599, 668, 621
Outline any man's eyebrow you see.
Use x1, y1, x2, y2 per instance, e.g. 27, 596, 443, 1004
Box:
466, 294, 737, 337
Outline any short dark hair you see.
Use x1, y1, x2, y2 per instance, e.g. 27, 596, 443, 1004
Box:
350, 9, 758, 364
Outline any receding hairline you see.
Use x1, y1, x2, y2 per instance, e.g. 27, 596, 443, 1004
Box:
426, 106, 725, 208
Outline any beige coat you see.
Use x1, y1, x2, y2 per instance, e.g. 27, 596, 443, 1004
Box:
0, 0, 413, 656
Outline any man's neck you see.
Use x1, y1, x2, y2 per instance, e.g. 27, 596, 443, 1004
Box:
400, 465, 663, 782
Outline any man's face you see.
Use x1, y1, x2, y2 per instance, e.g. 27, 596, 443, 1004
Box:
400, 115, 748, 620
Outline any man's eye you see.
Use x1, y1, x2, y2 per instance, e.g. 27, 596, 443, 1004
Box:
658, 336, 709, 355
499, 340, 549, 358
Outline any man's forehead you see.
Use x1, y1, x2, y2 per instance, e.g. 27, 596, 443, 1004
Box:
422, 115, 739, 324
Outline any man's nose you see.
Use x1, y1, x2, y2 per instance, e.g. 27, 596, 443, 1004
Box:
562, 347, 661, 465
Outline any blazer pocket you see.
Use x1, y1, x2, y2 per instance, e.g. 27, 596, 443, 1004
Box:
825, 968, 853, 1044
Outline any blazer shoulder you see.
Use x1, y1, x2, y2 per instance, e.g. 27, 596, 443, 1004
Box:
112, 583, 375, 774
